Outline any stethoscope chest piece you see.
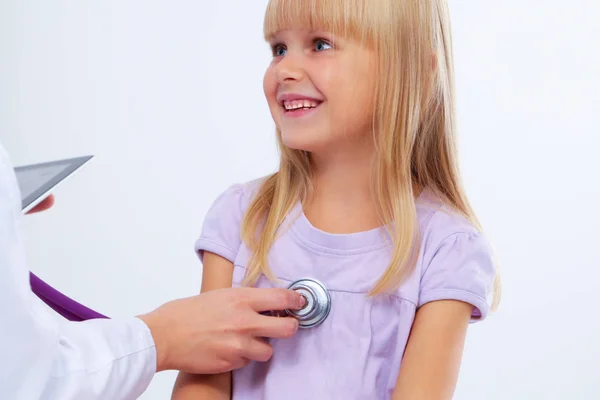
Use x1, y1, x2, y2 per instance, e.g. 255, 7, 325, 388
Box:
285, 278, 331, 329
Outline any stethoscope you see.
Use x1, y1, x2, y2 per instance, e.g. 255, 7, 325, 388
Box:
261, 278, 331, 328
30, 272, 108, 321
30, 272, 332, 328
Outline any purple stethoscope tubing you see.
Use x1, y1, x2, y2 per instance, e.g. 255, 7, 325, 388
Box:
30, 271, 108, 321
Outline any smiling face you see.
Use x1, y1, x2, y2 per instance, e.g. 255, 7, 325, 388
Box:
263, 29, 377, 154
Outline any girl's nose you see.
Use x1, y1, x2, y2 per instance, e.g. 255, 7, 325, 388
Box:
275, 53, 306, 83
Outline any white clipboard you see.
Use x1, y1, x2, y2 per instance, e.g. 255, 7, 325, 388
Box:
14, 155, 93, 214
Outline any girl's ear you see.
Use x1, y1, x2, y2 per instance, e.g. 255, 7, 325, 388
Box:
431, 53, 438, 71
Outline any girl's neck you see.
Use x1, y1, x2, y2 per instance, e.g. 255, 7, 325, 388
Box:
302, 142, 381, 234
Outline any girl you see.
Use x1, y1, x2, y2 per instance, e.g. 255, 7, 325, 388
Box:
173, 0, 499, 398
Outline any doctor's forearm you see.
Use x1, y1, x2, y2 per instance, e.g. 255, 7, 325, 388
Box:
40, 317, 157, 400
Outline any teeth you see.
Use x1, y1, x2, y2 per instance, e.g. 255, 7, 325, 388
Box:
283, 99, 320, 110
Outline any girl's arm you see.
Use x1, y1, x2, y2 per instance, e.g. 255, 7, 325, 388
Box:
171, 251, 234, 400
392, 300, 473, 400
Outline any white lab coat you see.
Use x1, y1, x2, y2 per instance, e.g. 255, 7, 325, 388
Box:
0, 143, 157, 399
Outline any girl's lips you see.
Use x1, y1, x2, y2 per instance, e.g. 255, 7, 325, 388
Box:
282, 101, 323, 118
277, 92, 324, 105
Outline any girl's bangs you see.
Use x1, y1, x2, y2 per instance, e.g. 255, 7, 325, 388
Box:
263, 0, 376, 43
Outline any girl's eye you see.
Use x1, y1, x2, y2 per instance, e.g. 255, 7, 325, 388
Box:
314, 39, 332, 52
272, 44, 286, 57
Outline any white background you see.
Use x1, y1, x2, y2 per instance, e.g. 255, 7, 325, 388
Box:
1, 1, 599, 399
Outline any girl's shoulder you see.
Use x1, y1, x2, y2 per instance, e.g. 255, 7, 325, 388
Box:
194, 176, 269, 263
416, 188, 483, 243
207, 176, 269, 215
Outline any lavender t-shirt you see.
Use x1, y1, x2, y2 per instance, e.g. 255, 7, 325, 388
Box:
195, 179, 495, 400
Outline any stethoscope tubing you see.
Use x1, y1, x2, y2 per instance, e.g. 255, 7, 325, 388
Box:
30, 271, 108, 321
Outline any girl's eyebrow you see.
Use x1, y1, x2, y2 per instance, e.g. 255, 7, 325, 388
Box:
266, 36, 280, 45
265, 31, 283, 42
265, 29, 335, 44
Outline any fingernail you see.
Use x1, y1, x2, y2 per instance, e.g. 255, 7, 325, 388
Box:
298, 294, 307, 309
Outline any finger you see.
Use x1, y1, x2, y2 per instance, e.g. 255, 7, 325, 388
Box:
239, 338, 274, 363
228, 357, 251, 371
251, 314, 299, 339
26, 195, 55, 214
245, 288, 305, 313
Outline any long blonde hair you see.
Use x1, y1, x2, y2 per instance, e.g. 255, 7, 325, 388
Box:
241, 0, 500, 308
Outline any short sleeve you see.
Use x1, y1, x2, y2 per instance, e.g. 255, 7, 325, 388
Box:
418, 231, 496, 322
194, 184, 245, 264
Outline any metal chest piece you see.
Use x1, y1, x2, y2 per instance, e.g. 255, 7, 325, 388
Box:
285, 278, 331, 329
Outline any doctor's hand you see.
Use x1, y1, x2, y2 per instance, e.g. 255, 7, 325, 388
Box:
137, 287, 304, 374
26, 194, 55, 214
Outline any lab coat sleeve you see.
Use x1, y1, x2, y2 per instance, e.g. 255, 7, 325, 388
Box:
0, 144, 157, 400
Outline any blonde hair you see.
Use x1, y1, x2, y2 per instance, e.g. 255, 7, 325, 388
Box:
241, 0, 500, 308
